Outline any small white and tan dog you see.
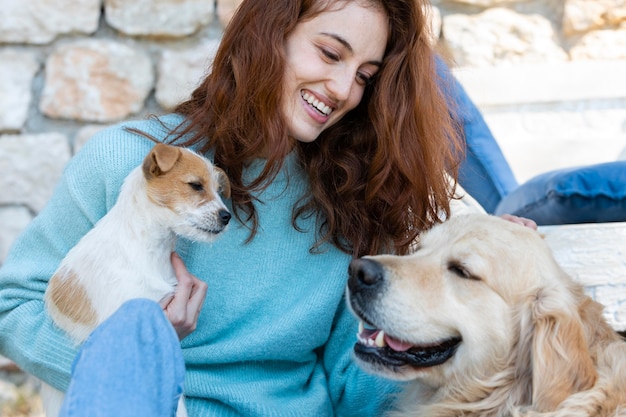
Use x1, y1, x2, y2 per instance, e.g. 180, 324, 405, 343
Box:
41, 143, 231, 417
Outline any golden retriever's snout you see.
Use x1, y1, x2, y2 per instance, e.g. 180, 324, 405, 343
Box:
348, 258, 385, 294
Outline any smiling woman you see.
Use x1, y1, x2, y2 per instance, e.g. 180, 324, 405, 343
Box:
281, 1, 388, 143
0, 0, 464, 416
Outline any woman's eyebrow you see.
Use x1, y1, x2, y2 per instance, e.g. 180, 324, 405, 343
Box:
319, 32, 383, 67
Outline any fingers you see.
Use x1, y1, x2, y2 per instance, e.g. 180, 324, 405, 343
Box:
162, 252, 208, 340
500, 214, 538, 230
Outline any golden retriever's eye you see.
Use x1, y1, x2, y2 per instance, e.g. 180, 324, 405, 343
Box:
448, 261, 479, 281
188, 182, 204, 192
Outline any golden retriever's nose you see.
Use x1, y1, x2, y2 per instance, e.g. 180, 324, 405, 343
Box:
349, 258, 385, 289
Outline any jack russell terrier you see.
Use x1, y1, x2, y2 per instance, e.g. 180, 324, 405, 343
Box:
41, 142, 231, 417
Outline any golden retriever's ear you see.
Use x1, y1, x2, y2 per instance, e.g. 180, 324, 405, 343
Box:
527, 282, 598, 411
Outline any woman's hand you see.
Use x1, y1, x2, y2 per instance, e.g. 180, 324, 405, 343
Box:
500, 214, 538, 230
159, 252, 208, 340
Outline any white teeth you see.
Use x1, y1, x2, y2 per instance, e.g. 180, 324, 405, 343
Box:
301, 92, 331, 116
357, 321, 387, 348
375, 330, 386, 347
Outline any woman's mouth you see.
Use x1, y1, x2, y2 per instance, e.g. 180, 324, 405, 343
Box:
301, 91, 332, 116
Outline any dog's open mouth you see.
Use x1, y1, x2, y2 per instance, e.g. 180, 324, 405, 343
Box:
354, 321, 461, 369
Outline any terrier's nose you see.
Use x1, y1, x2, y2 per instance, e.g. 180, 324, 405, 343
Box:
219, 209, 231, 226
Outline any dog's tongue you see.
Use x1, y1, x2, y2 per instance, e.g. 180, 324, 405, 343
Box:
384, 333, 413, 352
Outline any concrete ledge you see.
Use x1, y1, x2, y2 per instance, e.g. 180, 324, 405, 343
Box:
453, 60, 626, 106
540, 222, 626, 331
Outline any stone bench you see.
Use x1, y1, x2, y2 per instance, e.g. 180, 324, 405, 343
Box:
541, 222, 626, 332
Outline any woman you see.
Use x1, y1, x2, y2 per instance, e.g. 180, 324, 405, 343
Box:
0, 0, 463, 415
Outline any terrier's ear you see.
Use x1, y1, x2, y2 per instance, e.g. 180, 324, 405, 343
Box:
143, 143, 181, 179
214, 166, 231, 199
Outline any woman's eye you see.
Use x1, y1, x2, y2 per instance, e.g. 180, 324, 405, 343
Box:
188, 182, 204, 192
321, 48, 340, 62
356, 72, 373, 86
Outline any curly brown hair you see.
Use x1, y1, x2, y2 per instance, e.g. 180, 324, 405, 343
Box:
172, 0, 463, 257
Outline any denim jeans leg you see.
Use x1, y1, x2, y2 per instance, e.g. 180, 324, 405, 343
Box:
59, 298, 185, 417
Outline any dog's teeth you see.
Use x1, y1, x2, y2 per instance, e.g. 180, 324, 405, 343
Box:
358, 321, 364, 335
375, 330, 386, 348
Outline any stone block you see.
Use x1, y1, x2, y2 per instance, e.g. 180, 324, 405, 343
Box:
570, 29, 626, 60
443, 8, 567, 67
0, 50, 40, 131
105, 0, 214, 37
541, 222, 626, 331
563, 0, 626, 35
39, 40, 154, 123
0, 0, 100, 44
0, 133, 70, 212
156, 40, 220, 110
444, 0, 524, 5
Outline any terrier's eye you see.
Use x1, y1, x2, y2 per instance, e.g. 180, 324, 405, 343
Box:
188, 182, 204, 192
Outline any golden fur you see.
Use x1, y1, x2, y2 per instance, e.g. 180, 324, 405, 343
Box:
347, 214, 626, 416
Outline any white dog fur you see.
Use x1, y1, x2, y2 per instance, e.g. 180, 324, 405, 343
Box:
41, 143, 231, 417
347, 213, 626, 417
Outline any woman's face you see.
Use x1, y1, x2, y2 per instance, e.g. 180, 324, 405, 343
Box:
282, 1, 389, 143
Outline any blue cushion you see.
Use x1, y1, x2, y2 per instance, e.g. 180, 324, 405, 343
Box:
494, 161, 626, 225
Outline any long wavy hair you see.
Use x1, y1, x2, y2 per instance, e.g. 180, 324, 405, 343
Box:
172, 0, 463, 257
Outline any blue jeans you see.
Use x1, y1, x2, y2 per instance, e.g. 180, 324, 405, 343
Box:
59, 299, 185, 417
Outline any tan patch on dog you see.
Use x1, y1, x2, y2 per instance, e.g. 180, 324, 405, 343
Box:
47, 269, 97, 326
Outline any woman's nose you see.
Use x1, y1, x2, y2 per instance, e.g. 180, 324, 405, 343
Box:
327, 68, 355, 102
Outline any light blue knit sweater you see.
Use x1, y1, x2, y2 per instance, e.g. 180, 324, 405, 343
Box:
0, 114, 400, 416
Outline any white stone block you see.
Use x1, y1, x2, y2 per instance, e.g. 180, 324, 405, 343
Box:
443, 8, 567, 68
541, 222, 626, 331
0, 133, 70, 212
564, 0, 626, 35
0, 0, 100, 44
156, 40, 220, 110
39, 40, 154, 122
570, 29, 626, 60
105, 0, 214, 37
0, 50, 39, 131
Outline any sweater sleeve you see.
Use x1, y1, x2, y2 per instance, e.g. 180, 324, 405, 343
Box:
323, 293, 404, 415
0, 127, 152, 391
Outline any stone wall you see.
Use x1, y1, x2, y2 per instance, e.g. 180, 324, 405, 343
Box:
1, 0, 626, 263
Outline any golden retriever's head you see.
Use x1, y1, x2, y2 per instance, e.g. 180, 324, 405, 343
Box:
347, 213, 595, 403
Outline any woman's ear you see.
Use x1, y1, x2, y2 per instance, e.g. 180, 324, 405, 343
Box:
527, 281, 598, 411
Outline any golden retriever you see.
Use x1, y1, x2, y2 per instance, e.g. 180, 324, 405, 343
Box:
347, 213, 626, 417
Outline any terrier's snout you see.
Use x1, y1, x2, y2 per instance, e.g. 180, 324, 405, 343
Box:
348, 258, 385, 292
219, 209, 231, 226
